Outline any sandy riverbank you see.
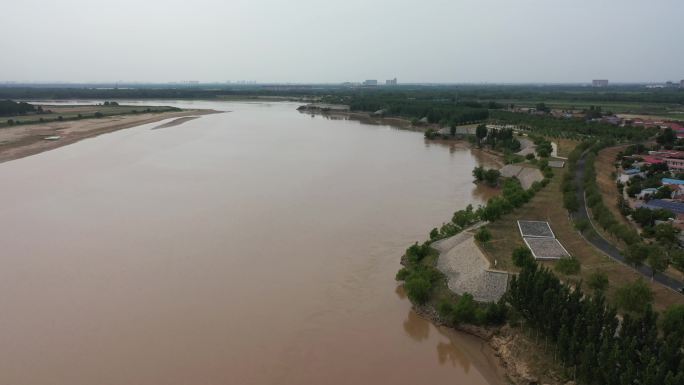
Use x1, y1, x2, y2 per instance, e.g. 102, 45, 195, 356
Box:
0, 109, 220, 163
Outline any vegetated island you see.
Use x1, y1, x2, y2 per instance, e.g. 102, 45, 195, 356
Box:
0, 100, 220, 163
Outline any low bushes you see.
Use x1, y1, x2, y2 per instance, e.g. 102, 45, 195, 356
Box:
474, 227, 491, 244
439, 294, 507, 326
554, 257, 581, 275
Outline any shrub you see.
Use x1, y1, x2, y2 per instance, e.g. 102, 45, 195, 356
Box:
472, 166, 485, 181
484, 169, 500, 186
395, 268, 410, 281
574, 218, 590, 232
424, 128, 438, 140
475, 227, 492, 244
563, 193, 579, 212
480, 300, 508, 325
661, 305, 684, 336
554, 257, 581, 275
440, 293, 479, 325
615, 279, 653, 314
404, 275, 431, 304
452, 204, 476, 228
512, 246, 535, 268
405, 242, 432, 265
525, 153, 535, 160
587, 270, 609, 292
452, 293, 477, 323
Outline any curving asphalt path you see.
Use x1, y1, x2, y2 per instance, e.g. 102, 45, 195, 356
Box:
572, 151, 684, 293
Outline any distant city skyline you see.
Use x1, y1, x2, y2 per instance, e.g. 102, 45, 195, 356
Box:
1, 0, 683, 83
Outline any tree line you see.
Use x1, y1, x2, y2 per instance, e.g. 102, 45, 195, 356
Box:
489, 110, 656, 141
508, 262, 684, 385
344, 93, 492, 126
0, 100, 38, 116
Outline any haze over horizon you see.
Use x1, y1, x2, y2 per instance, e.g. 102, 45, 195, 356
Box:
2, 0, 683, 84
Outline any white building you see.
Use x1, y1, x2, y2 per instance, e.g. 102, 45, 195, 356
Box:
363, 79, 378, 86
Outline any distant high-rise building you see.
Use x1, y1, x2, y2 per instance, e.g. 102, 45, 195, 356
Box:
592, 79, 609, 87
385, 78, 397, 85
680, 80, 684, 88
363, 79, 378, 86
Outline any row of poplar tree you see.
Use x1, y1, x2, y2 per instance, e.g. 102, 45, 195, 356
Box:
507, 263, 684, 385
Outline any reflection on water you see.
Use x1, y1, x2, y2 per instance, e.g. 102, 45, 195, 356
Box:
437, 336, 473, 371
402, 308, 431, 342
0, 101, 503, 385
395, 283, 499, 381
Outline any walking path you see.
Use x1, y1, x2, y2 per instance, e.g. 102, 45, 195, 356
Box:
573, 150, 684, 293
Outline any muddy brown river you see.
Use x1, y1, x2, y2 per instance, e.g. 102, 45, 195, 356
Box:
0, 101, 504, 385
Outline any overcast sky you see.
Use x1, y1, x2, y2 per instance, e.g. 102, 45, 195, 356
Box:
1, 0, 682, 83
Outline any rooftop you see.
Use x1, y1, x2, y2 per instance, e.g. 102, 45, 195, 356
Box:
662, 178, 684, 185
643, 199, 684, 215
643, 156, 665, 164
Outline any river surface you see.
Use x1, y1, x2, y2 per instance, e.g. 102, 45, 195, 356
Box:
0, 101, 503, 385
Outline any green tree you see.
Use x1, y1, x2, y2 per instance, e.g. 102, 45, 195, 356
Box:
574, 218, 590, 232
452, 205, 476, 228
657, 128, 677, 146
655, 185, 673, 199
475, 227, 492, 244
475, 124, 487, 147
554, 258, 580, 275
404, 275, 431, 304
424, 128, 438, 139
483, 169, 500, 186
512, 246, 535, 268
646, 245, 668, 277
615, 279, 653, 313
452, 293, 477, 324
472, 166, 485, 181
652, 223, 680, 246
587, 270, 609, 292
660, 304, 684, 336
626, 243, 649, 267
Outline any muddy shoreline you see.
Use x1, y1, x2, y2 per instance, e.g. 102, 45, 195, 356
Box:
412, 303, 563, 385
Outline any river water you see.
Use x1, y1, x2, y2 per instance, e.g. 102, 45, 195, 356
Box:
0, 101, 503, 385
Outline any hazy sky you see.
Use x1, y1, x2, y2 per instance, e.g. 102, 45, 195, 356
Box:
2, 0, 682, 83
